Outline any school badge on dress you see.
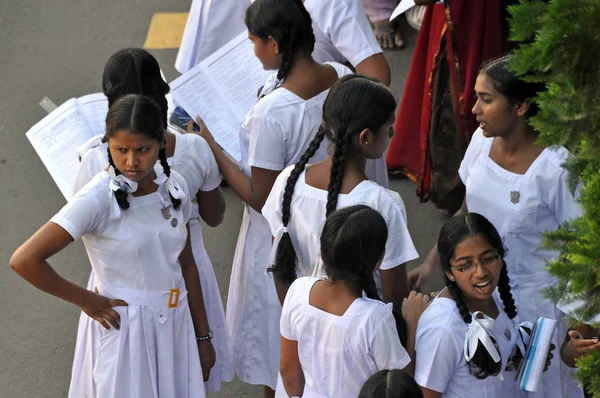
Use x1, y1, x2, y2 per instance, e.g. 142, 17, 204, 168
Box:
510, 191, 520, 204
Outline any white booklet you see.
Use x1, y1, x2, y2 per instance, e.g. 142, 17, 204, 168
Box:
26, 93, 108, 200
516, 317, 557, 392
170, 31, 271, 162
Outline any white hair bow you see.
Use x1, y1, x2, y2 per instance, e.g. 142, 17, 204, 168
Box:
514, 317, 533, 356
464, 311, 501, 364
154, 169, 186, 209
108, 166, 138, 220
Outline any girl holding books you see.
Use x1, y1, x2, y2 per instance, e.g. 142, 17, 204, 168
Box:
410, 55, 584, 398
193, 0, 355, 395
10, 95, 214, 398
414, 213, 530, 397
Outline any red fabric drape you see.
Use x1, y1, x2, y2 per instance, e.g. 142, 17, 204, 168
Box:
386, 0, 504, 200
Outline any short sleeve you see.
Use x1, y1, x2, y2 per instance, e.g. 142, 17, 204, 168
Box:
414, 318, 463, 393
262, 166, 293, 237
378, 190, 419, 269
325, 0, 382, 66
548, 169, 583, 224
73, 145, 109, 195
280, 278, 305, 341
193, 136, 222, 192
369, 306, 411, 370
459, 128, 484, 185
52, 179, 106, 240
247, 115, 287, 171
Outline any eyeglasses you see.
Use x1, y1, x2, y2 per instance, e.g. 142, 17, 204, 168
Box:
451, 254, 500, 273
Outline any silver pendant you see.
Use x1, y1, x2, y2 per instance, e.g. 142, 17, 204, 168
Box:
161, 207, 171, 220
171, 218, 178, 228
510, 191, 520, 204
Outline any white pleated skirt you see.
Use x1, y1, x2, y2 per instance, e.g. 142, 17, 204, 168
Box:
226, 205, 282, 389
69, 285, 205, 398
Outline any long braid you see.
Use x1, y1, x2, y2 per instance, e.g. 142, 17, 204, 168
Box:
277, 33, 296, 82
107, 147, 130, 210
360, 266, 380, 301
159, 147, 181, 210
269, 125, 328, 285
497, 264, 517, 320
446, 277, 472, 323
325, 130, 350, 216
446, 276, 502, 379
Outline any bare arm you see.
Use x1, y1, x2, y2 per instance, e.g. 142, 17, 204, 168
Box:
193, 119, 280, 213
409, 198, 468, 290
179, 227, 216, 380
196, 187, 226, 227
280, 336, 305, 397
9, 222, 127, 329
381, 264, 409, 311
355, 54, 391, 86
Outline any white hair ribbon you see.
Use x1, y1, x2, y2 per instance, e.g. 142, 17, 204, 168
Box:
464, 311, 501, 363
154, 169, 186, 209
514, 318, 533, 356
108, 167, 138, 220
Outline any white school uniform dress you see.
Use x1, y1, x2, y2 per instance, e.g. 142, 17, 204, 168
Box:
262, 166, 418, 299
226, 61, 346, 388
57, 169, 205, 398
175, 0, 251, 73
280, 277, 411, 398
72, 132, 234, 392
459, 128, 584, 398
415, 293, 517, 397
304, 0, 389, 188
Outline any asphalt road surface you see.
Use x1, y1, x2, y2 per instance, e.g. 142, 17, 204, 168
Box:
0, 2, 447, 396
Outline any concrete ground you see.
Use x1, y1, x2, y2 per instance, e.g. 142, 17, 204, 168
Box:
0, 2, 446, 396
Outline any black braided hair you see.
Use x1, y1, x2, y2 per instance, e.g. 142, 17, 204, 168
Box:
105, 94, 166, 211
438, 212, 520, 379
358, 369, 423, 398
268, 75, 396, 286
268, 124, 328, 285
320, 205, 388, 297
245, 0, 316, 82
107, 146, 130, 210
102, 48, 170, 129
158, 147, 182, 210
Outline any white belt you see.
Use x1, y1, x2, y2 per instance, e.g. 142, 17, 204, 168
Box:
95, 281, 188, 308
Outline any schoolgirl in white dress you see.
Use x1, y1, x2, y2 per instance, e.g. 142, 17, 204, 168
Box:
415, 213, 535, 398
411, 55, 584, 397
279, 205, 412, 398
72, 48, 233, 392
193, 1, 367, 394
262, 75, 417, 311
10, 95, 215, 398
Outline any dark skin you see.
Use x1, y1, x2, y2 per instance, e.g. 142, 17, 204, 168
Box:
561, 324, 600, 367
9, 135, 216, 380
164, 130, 226, 227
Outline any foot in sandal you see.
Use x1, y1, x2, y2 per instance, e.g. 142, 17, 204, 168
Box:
373, 20, 405, 50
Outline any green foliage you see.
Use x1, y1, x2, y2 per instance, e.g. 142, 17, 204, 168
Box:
509, 0, 600, 395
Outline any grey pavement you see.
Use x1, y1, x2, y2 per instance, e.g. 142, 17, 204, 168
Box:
0, 2, 446, 396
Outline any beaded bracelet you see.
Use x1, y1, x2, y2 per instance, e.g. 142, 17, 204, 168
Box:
196, 331, 213, 341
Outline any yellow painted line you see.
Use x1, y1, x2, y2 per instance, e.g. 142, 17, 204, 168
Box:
143, 12, 189, 49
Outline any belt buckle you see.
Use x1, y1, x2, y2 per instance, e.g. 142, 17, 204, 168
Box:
168, 288, 180, 308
